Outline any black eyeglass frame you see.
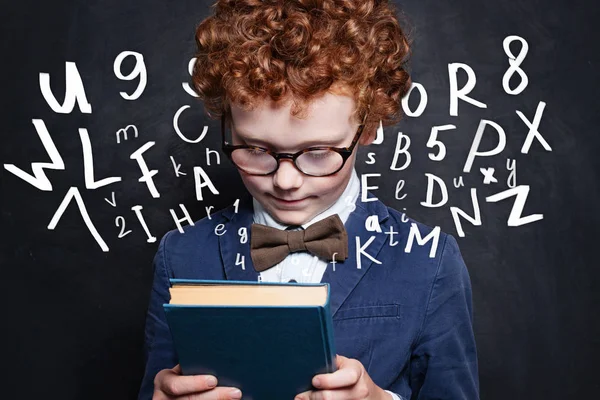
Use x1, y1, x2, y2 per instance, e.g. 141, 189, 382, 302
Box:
221, 109, 369, 177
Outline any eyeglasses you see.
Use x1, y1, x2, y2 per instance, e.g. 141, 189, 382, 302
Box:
221, 110, 368, 177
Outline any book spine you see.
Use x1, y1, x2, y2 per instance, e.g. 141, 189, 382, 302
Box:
321, 304, 337, 373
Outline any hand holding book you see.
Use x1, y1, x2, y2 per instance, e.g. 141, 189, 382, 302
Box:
151, 356, 393, 400
152, 364, 242, 400
294, 354, 394, 400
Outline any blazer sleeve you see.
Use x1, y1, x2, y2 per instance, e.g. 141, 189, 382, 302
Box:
408, 234, 480, 399
137, 231, 178, 400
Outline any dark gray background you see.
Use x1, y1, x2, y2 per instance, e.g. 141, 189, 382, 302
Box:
1, 0, 598, 398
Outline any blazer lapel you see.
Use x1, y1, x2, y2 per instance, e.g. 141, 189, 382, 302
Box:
219, 192, 260, 282
321, 195, 390, 318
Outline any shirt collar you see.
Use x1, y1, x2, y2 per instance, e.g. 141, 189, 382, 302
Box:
253, 167, 360, 229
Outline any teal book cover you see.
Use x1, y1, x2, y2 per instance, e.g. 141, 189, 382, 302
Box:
163, 279, 337, 399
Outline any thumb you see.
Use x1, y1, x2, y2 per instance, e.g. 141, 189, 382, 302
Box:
335, 354, 348, 368
171, 364, 182, 374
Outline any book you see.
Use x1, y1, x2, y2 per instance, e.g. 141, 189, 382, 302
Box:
163, 279, 337, 399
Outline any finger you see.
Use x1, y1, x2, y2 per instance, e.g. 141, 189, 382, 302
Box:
155, 368, 218, 396
294, 390, 312, 400
296, 388, 356, 400
312, 356, 363, 389
174, 386, 243, 400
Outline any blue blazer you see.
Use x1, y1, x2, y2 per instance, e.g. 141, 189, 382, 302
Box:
138, 191, 480, 399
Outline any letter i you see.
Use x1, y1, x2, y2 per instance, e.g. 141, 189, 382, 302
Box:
131, 205, 157, 243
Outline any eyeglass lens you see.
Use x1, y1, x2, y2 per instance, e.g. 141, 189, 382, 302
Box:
230, 148, 344, 176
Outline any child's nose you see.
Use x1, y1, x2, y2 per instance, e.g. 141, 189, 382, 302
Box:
273, 159, 303, 190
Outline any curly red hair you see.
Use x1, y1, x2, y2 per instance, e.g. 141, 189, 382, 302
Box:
192, 0, 412, 141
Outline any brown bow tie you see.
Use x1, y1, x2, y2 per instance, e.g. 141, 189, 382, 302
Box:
250, 214, 348, 272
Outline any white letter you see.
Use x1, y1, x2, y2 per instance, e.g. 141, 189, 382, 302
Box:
450, 188, 482, 237
395, 179, 407, 200
480, 167, 498, 184
507, 159, 517, 188
361, 173, 380, 202
427, 125, 456, 161
194, 166, 219, 201
344, 195, 356, 212
372, 121, 384, 144
405, 223, 440, 258
170, 156, 186, 177
48, 187, 108, 251
215, 224, 227, 236
463, 119, 506, 173
331, 252, 338, 272
401, 210, 409, 223
80, 128, 122, 189
105, 192, 116, 207
236, 253, 245, 270
130, 142, 160, 198
356, 236, 382, 269
516, 101, 552, 154
385, 225, 399, 246
39, 62, 92, 114
238, 227, 248, 244
113, 51, 147, 100
401, 82, 428, 117
182, 57, 200, 97
420, 173, 448, 208
115, 125, 138, 144
448, 63, 487, 116
169, 204, 194, 233
206, 148, 221, 166
131, 205, 157, 243
390, 132, 411, 170
502, 36, 529, 95
453, 176, 465, 188
486, 186, 543, 226
365, 215, 382, 232
4, 119, 65, 191
174, 105, 209, 143
115, 216, 132, 238
366, 153, 376, 165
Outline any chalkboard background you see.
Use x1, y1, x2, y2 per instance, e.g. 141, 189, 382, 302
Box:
2, 0, 598, 399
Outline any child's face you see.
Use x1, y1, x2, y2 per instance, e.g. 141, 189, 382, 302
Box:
229, 92, 370, 226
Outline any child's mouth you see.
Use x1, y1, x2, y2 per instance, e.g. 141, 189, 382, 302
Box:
270, 195, 310, 206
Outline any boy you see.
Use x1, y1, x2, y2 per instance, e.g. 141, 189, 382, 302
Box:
138, 1, 479, 399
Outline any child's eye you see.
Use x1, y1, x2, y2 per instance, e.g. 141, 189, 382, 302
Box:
306, 150, 333, 159
247, 148, 269, 156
